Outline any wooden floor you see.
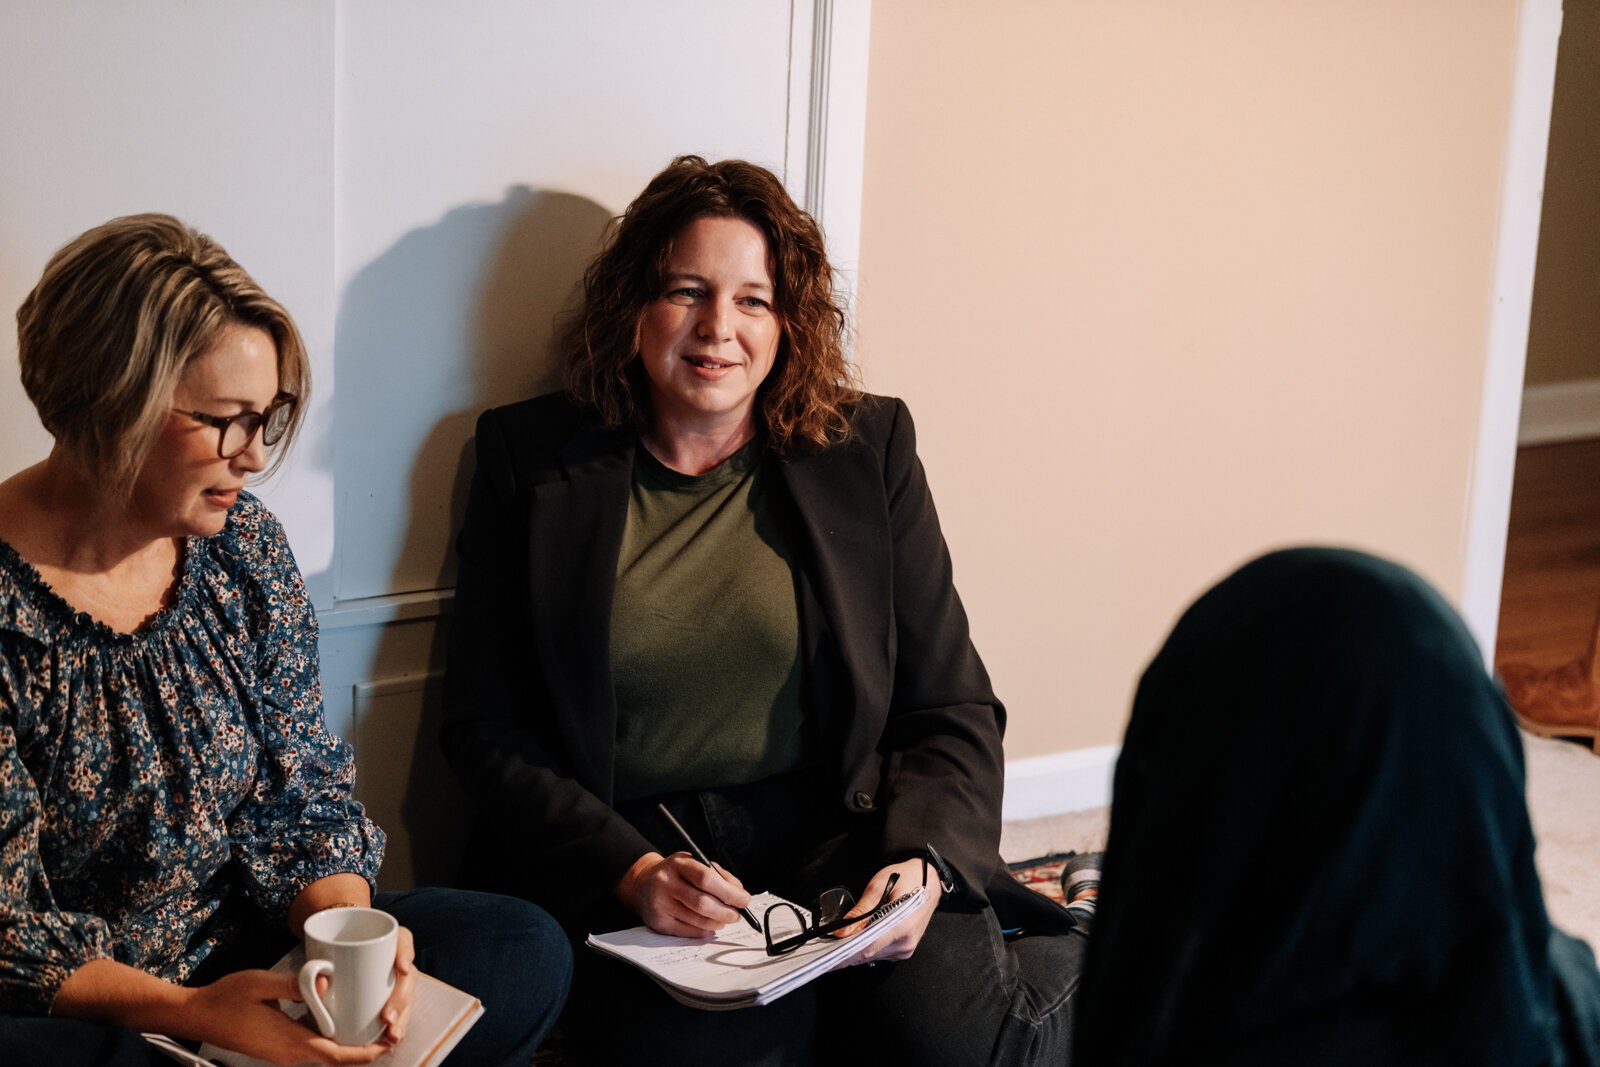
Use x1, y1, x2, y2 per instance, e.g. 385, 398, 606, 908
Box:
1494, 438, 1600, 672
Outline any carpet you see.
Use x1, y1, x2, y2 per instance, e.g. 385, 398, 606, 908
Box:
996, 730, 1600, 949
1524, 732, 1600, 948
1007, 851, 1077, 906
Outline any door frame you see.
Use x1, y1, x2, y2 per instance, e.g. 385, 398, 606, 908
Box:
1461, 0, 1565, 663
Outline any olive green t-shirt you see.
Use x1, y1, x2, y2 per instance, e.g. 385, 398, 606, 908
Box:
609, 442, 807, 802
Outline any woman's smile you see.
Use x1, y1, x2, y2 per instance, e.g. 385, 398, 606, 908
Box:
684, 355, 740, 373
637, 215, 781, 440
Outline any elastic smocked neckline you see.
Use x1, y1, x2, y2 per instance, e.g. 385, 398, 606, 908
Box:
0, 531, 205, 647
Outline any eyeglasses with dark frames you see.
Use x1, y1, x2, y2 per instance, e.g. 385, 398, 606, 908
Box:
763, 862, 921, 957
176, 392, 298, 460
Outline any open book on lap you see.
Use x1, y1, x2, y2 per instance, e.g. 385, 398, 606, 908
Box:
586, 887, 925, 1011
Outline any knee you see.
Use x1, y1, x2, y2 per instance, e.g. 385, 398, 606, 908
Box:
490, 894, 573, 981
468, 896, 572, 1054
460, 891, 572, 996
400, 888, 572, 1013
495, 901, 572, 1034
405, 889, 572, 1063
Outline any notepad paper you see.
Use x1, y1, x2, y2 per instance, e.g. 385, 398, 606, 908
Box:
586, 887, 925, 1011
143, 944, 482, 1067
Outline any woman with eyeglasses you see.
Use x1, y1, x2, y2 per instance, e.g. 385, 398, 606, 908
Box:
0, 214, 570, 1066
443, 157, 1088, 1064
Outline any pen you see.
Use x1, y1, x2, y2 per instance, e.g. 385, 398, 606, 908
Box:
656, 803, 761, 932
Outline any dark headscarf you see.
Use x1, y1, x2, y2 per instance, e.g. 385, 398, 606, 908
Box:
1076, 548, 1594, 1066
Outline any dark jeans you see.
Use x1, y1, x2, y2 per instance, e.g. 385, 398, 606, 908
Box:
0, 886, 571, 1067
566, 771, 1087, 1065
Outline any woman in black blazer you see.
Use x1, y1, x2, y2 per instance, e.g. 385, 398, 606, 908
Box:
443, 156, 1085, 1065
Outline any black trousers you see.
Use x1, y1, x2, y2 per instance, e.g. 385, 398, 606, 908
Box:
565, 770, 1088, 1066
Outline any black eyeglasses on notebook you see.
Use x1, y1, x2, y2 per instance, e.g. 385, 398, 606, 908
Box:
762, 859, 925, 957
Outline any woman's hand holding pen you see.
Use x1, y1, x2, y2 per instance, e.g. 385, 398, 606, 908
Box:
837, 858, 943, 964
617, 851, 754, 937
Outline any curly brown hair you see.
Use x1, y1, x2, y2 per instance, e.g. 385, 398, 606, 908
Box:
564, 155, 859, 452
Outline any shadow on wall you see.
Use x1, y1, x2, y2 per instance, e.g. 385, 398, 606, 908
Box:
333, 186, 613, 888
335, 185, 612, 598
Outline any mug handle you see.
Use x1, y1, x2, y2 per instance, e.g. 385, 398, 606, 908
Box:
298, 958, 337, 1038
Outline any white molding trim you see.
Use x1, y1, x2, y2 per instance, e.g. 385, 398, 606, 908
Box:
785, 2, 818, 197
1519, 378, 1600, 446
785, 0, 872, 332
320, 588, 455, 631
1002, 745, 1119, 822
352, 671, 444, 704
1461, 0, 1564, 665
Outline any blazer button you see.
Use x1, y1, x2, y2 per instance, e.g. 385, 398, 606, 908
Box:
854, 791, 874, 811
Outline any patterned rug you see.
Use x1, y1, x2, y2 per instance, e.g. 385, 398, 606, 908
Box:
1007, 851, 1075, 905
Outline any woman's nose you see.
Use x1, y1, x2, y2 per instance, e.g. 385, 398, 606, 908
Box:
234, 428, 269, 473
695, 298, 730, 341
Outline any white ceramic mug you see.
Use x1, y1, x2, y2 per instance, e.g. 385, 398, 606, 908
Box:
298, 907, 398, 1045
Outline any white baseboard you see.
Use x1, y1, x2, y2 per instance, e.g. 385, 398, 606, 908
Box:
1002, 744, 1120, 821
1519, 378, 1600, 445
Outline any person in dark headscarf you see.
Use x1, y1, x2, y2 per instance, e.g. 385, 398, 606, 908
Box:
1075, 547, 1600, 1066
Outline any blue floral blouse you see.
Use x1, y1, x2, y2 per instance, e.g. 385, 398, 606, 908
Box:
0, 493, 384, 1016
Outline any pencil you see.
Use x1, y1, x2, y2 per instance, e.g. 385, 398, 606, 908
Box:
656, 803, 762, 932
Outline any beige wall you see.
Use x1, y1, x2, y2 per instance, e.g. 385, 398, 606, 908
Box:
1524, 0, 1600, 387
857, 0, 1522, 757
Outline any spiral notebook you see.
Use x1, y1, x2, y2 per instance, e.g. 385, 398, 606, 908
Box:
586, 886, 924, 1010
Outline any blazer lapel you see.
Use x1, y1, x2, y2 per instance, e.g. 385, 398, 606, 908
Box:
526, 427, 633, 800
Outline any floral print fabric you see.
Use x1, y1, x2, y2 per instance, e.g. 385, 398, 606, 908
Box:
0, 493, 383, 1015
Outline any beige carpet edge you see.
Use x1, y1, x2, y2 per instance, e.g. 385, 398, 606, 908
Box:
997, 730, 1600, 951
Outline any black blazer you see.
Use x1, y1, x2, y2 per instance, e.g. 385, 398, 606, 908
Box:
443, 391, 1036, 924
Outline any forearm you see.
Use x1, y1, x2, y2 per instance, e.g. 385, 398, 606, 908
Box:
289, 872, 373, 938
54, 949, 377, 1064
50, 957, 194, 1035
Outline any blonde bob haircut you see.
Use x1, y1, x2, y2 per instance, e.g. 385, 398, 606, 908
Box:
16, 213, 310, 491
565, 155, 860, 453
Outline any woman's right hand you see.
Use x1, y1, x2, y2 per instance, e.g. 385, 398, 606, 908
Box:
617, 850, 752, 937
184, 969, 391, 1066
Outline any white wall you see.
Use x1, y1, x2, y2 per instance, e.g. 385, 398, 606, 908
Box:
330, 1, 796, 604
1, 0, 871, 886
0, 1, 338, 565
1, 1, 844, 607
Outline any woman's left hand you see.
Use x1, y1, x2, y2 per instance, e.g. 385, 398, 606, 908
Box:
303, 920, 416, 1047
837, 857, 942, 964
290, 877, 416, 1045
377, 924, 418, 1045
